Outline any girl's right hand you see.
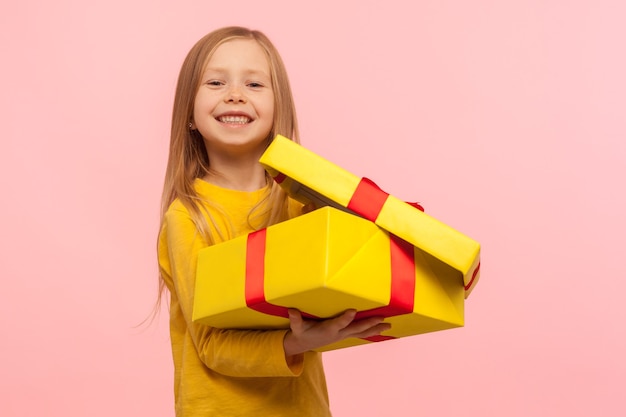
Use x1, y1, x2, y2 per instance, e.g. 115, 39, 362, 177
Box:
283, 308, 391, 356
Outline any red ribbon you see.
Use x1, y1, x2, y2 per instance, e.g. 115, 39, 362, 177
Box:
245, 229, 289, 318
347, 177, 390, 221
244, 228, 416, 343
272, 172, 287, 184
465, 262, 480, 292
347, 177, 424, 220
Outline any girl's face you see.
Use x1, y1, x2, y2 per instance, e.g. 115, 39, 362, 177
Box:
193, 39, 275, 159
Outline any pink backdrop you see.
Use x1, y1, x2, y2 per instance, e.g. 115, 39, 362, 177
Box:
1, 1, 624, 416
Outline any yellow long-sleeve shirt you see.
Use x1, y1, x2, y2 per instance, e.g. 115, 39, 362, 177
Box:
158, 179, 331, 416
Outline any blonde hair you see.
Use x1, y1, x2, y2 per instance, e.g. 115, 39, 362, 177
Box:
156, 26, 301, 305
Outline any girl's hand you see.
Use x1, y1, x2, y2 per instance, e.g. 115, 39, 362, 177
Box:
283, 308, 392, 356
301, 202, 317, 214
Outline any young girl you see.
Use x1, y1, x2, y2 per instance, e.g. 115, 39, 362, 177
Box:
157, 26, 390, 416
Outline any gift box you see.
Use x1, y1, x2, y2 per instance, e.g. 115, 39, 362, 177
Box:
259, 135, 481, 297
193, 207, 465, 352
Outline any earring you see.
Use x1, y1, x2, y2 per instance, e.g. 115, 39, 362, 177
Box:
188, 122, 193, 129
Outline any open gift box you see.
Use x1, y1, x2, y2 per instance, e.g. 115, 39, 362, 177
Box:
193, 207, 465, 352
260, 135, 481, 297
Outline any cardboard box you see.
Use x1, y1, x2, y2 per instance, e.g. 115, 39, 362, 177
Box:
260, 135, 481, 297
193, 207, 465, 352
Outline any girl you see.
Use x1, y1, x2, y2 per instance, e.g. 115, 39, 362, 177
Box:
157, 26, 390, 416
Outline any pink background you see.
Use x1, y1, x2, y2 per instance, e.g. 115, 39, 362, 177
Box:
1, 1, 624, 416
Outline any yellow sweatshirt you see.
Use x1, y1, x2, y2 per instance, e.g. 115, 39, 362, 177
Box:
158, 179, 331, 417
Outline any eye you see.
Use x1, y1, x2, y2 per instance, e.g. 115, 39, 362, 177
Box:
206, 80, 224, 86
247, 82, 264, 88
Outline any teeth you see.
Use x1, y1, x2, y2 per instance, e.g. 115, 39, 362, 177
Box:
219, 115, 251, 124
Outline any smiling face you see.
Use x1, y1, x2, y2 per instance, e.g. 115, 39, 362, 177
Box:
192, 38, 275, 159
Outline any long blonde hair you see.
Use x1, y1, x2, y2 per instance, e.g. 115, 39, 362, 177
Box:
157, 26, 301, 301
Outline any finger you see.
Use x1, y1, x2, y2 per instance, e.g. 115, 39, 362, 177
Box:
342, 317, 388, 337
302, 202, 317, 214
350, 322, 392, 339
324, 309, 357, 331
288, 308, 304, 332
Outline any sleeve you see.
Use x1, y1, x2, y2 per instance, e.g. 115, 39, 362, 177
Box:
159, 207, 304, 377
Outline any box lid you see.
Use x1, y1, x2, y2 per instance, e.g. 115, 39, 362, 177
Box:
260, 135, 480, 297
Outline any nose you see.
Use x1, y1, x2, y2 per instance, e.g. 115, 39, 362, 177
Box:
225, 84, 247, 103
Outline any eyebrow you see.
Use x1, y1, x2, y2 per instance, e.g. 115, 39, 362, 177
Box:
203, 67, 271, 78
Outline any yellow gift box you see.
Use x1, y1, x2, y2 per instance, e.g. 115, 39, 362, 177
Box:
260, 135, 481, 297
193, 207, 465, 352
